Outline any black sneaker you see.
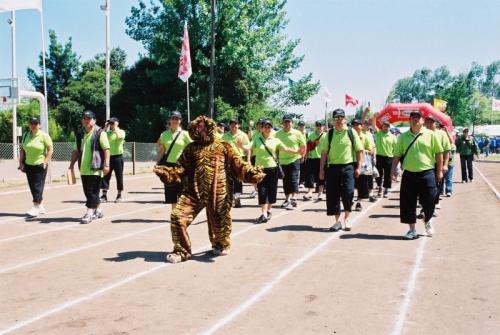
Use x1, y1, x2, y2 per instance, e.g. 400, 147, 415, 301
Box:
369, 196, 377, 203
100, 195, 108, 203
256, 214, 268, 224
267, 211, 272, 220
234, 198, 242, 208
281, 200, 290, 209
291, 198, 297, 207
417, 209, 425, 220
355, 202, 362, 211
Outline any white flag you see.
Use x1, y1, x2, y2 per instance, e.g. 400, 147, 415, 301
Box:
323, 87, 332, 103
492, 98, 500, 112
178, 22, 192, 83
0, 0, 42, 12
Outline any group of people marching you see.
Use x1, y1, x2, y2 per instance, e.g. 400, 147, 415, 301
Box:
17, 107, 480, 262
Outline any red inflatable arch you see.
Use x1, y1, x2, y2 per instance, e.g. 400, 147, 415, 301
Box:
375, 103, 453, 133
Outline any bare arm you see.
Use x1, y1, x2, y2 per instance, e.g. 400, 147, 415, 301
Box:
19, 149, 26, 170
156, 142, 165, 163
319, 152, 327, 180
44, 145, 53, 168
103, 149, 110, 176
69, 150, 78, 169
435, 153, 443, 182
391, 156, 401, 180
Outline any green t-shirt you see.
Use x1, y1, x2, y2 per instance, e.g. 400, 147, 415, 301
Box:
319, 127, 363, 165
375, 131, 396, 157
394, 128, 443, 172
252, 136, 284, 168
79, 129, 110, 177
307, 130, 326, 159
107, 128, 126, 155
22, 130, 53, 166
448, 143, 457, 166
359, 131, 373, 151
275, 128, 306, 165
435, 129, 451, 152
222, 130, 250, 157
158, 129, 192, 164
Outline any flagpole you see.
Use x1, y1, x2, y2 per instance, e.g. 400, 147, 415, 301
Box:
324, 100, 328, 130
186, 79, 190, 122
104, 0, 111, 121
10, 10, 18, 160
40, 6, 49, 133
209, 0, 216, 118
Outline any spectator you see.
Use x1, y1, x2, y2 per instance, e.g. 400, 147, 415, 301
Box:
455, 128, 478, 183
69, 111, 110, 224
100, 117, 126, 203
19, 117, 53, 217
442, 127, 456, 197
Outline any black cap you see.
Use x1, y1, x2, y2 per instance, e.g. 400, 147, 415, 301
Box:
170, 111, 182, 119
409, 111, 422, 118
315, 120, 325, 126
109, 117, 119, 123
82, 111, 96, 119
425, 115, 436, 122
351, 119, 362, 126
229, 118, 240, 124
463, 128, 469, 132
217, 122, 226, 128
261, 119, 273, 127
282, 114, 293, 121
298, 120, 305, 126
332, 108, 346, 118
29, 117, 40, 125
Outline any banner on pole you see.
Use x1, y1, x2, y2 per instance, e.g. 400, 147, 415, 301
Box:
0, 0, 42, 12
178, 22, 192, 83
433, 98, 447, 112
492, 98, 500, 112
323, 87, 332, 103
345, 93, 359, 107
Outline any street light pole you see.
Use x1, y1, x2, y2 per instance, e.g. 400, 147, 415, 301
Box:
101, 0, 111, 121
9, 11, 18, 160
209, 0, 216, 118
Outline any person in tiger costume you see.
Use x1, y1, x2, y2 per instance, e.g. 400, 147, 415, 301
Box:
154, 115, 265, 263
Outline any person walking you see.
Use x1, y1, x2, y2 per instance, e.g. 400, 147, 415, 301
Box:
100, 117, 126, 203
275, 115, 307, 209
352, 119, 376, 212
297, 120, 308, 188
442, 127, 456, 197
371, 119, 396, 197
455, 128, 478, 183
319, 109, 363, 231
303, 120, 326, 201
19, 117, 53, 217
391, 111, 443, 239
222, 118, 250, 208
69, 111, 110, 224
156, 111, 192, 210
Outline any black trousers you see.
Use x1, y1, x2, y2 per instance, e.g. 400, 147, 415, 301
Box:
299, 160, 306, 184
304, 158, 325, 188
258, 167, 279, 205
460, 155, 474, 182
163, 162, 183, 204
101, 154, 124, 191
356, 175, 373, 199
375, 155, 393, 189
326, 164, 355, 216
81, 175, 102, 209
400, 169, 437, 224
282, 159, 300, 195
25, 164, 47, 203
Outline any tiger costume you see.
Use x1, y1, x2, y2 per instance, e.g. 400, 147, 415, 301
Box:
154, 115, 265, 263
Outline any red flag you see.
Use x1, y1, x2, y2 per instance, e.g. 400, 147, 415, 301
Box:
178, 22, 192, 82
345, 94, 359, 107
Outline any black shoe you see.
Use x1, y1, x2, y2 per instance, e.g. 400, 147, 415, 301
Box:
417, 210, 425, 220
291, 198, 297, 207
355, 202, 362, 211
234, 198, 242, 208
256, 214, 268, 224
100, 195, 108, 203
115, 195, 123, 203
267, 211, 272, 220
369, 196, 377, 203
281, 200, 290, 209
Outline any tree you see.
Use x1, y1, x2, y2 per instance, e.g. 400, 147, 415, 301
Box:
81, 47, 128, 74
124, 0, 319, 123
27, 30, 80, 107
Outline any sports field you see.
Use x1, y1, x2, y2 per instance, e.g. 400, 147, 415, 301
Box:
0, 162, 498, 335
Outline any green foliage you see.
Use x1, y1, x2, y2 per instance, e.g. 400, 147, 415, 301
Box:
27, 30, 80, 107
81, 47, 128, 74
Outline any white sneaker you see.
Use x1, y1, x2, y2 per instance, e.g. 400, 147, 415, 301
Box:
166, 253, 182, 263
250, 190, 258, 198
37, 205, 46, 214
212, 247, 231, 256
405, 229, 418, 240
446, 192, 452, 197
344, 219, 352, 231
316, 193, 324, 201
425, 220, 434, 236
92, 209, 104, 220
330, 221, 342, 232
435, 203, 441, 210
26, 206, 40, 217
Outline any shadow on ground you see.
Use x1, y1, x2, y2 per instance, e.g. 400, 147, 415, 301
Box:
103, 250, 218, 263
340, 233, 407, 240
266, 224, 331, 233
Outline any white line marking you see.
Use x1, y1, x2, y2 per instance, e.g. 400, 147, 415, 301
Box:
0, 203, 165, 244
201, 199, 381, 335
0, 200, 311, 334
390, 237, 428, 335
474, 166, 500, 200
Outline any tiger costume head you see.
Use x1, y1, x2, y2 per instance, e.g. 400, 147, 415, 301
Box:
188, 115, 218, 144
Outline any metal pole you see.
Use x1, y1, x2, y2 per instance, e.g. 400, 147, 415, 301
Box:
40, 8, 49, 133
186, 79, 191, 122
132, 142, 136, 175
105, 0, 111, 121
324, 100, 328, 130
10, 11, 18, 160
209, 0, 216, 118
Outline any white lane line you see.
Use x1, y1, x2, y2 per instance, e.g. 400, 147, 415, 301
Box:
0, 192, 159, 225
390, 237, 428, 335
0, 174, 155, 196
0, 224, 169, 274
0, 201, 311, 335
474, 166, 500, 200
201, 199, 381, 335
0, 203, 165, 244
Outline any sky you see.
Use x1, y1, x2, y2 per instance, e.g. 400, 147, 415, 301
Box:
1, 0, 499, 121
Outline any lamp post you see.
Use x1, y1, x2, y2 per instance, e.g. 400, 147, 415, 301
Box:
101, 0, 111, 121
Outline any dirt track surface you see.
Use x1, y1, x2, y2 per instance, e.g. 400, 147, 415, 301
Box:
0, 163, 499, 335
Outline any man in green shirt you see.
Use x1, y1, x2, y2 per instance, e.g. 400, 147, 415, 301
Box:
297, 120, 308, 188
222, 118, 250, 208
303, 120, 326, 201
352, 119, 376, 212
391, 111, 443, 239
319, 109, 363, 231
275, 115, 307, 209
69, 111, 110, 224
101, 117, 126, 203
455, 128, 478, 183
